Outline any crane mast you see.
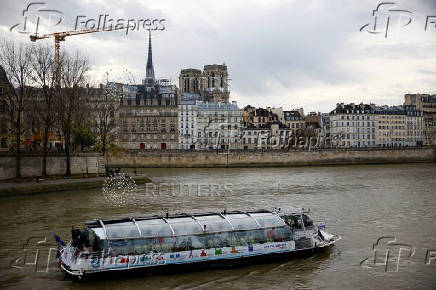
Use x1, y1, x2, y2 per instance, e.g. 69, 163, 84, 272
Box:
30, 26, 132, 87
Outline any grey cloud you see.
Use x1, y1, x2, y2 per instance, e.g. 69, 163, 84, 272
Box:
0, 0, 434, 112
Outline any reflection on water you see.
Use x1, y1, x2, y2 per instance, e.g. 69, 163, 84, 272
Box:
0, 163, 435, 289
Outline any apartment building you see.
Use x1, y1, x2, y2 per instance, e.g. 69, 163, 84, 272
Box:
330, 103, 377, 148
197, 102, 243, 150
404, 93, 436, 145
178, 93, 200, 149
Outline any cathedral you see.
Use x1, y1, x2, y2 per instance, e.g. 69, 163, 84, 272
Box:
179, 64, 230, 104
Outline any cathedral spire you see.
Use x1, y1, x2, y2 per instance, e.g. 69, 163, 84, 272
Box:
145, 30, 155, 80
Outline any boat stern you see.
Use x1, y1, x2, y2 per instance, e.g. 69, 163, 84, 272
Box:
59, 242, 85, 278
313, 228, 341, 248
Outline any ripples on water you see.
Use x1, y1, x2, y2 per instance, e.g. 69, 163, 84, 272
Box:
0, 163, 435, 289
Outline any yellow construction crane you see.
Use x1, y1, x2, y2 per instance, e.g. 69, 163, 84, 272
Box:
29, 25, 132, 87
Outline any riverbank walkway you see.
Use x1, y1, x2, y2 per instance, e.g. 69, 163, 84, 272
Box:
0, 175, 151, 197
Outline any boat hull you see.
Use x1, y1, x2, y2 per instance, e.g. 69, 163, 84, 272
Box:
60, 245, 336, 281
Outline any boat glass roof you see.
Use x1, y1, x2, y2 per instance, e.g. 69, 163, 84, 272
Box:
250, 212, 285, 228
195, 215, 233, 233
90, 211, 285, 240
167, 217, 203, 236
104, 222, 141, 239
136, 219, 173, 237
224, 214, 259, 230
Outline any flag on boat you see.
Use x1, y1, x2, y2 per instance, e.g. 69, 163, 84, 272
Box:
54, 234, 66, 246
318, 222, 326, 230
54, 234, 66, 259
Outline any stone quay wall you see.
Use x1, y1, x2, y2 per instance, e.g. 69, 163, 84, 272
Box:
106, 147, 436, 168
0, 152, 105, 180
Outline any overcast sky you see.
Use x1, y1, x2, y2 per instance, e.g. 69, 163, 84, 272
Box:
1, 0, 435, 112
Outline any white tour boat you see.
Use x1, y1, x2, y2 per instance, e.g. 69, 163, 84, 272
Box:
58, 208, 340, 280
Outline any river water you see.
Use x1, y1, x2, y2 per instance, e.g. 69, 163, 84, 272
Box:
0, 163, 435, 289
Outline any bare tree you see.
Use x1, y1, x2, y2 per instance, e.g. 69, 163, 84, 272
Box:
93, 83, 119, 157
29, 43, 57, 177
92, 69, 135, 157
0, 39, 33, 180
57, 50, 89, 176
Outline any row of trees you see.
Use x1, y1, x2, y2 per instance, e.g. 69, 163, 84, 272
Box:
0, 38, 119, 180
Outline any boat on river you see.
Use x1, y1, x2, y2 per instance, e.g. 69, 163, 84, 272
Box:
58, 208, 340, 280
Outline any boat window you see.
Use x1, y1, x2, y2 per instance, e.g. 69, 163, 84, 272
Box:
252, 229, 268, 244
250, 213, 284, 228
234, 231, 249, 246
107, 239, 130, 255
172, 235, 204, 251
226, 214, 259, 230
136, 219, 173, 237
289, 215, 304, 230
105, 222, 141, 239
132, 238, 153, 254
233, 228, 284, 245
275, 226, 293, 242
195, 215, 233, 233
167, 217, 203, 236
90, 231, 104, 252
150, 237, 176, 253
203, 232, 235, 248
91, 227, 106, 240
88, 229, 95, 248
302, 214, 314, 228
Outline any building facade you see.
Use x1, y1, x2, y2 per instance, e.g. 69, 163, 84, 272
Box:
330, 103, 377, 148
178, 93, 200, 149
119, 80, 178, 150
320, 113, 331, 147
197, 102, 242, 149
375, 105, 423, 147
241, 123, 292, 150
243, 106, 281, 128
0, 66, 11, 151
283, 110, 305, 136
404, 93, 436, 145
404, 105, 423, 146
118, 33, 179, 150
330, 103, 423, 148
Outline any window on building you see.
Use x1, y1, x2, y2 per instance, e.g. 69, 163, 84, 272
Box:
0, 100, 5, 113
0, 122, 7, 134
